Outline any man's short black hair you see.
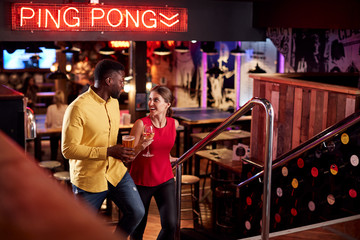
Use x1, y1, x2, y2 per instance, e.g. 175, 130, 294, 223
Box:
94, 59, 125, 83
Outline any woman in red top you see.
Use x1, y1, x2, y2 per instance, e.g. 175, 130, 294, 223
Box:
130, 85, 179, 240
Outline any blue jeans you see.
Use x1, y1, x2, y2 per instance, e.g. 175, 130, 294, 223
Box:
72, 172, 145, 236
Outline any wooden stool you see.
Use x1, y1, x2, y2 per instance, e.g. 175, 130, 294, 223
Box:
38, 161, 61, 176
38, 160, 61, 171
181, 175, 203, 227
53, 171, 71, 189
53, 171, 70, 181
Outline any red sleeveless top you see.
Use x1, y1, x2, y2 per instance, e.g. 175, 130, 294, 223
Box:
129, 116, 176, 186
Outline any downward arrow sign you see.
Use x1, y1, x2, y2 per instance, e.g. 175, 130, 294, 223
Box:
159, 13, 180, 27
159, 13, 179, 21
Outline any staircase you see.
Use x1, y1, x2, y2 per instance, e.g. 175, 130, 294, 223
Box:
175, 99, 360, 239
233, 111, 360, 239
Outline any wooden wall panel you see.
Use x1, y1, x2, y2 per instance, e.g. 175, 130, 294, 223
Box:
300, 89, 310, 143
292, 87, 303, 148
250, 80, 261, 162
308, 89, 317, 138
250, 74, 360, 165
336, 94, 346, 123
314, 90, 324, 136
256, 82, 266, 162
327, 92, 338, 127
346, 96, 356, 117
276, 85, 294, 158
271, 84, 280, 159
276, 85, 288, 157
283, 86, 295, 154
322, 91, 329, 130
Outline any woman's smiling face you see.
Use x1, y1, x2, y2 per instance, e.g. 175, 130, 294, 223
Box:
148, 91, 170, 116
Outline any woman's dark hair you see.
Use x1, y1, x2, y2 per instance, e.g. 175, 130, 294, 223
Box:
150, 85, 174, 117
93, 59, 125, 84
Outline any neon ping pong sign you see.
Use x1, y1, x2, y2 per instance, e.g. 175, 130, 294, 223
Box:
11, 3, 188, 32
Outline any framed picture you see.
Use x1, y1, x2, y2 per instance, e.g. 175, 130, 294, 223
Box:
135, 93, 147, 111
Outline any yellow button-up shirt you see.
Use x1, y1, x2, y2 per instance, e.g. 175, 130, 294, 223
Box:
62, 87, 126, 192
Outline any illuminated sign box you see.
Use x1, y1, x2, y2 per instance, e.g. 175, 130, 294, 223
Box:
11, 3, 188, 32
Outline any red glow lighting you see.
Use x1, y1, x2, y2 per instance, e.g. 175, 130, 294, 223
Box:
110, 41, 130, 49
12, 3, 188, 32
166, 40, 175, 47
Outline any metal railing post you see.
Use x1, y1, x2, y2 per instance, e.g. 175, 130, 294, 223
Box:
260, 100, 274, 240
175, 163, 182, 240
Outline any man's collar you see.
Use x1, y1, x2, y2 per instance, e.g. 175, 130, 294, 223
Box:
88, 87, 107, 104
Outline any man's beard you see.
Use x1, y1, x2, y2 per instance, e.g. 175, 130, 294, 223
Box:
111, 89, 121, 99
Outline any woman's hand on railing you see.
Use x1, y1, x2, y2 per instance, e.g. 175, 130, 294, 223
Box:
170, 155, 178, 168
170, 155, 178, 163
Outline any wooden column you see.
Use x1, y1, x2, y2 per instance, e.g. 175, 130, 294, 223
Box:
55, 51, 67, 95
129, 41, 147, 123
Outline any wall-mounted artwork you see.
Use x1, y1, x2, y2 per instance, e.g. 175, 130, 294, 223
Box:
207, 41, 235, 110
240, 39, 278, 106
135, 93, 147, 111
173, 41, 201, 108
268, 28, 360, 73
149, 40, 278, 109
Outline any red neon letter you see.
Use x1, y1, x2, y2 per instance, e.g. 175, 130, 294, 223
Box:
91, 8, 105, 26
38, 9, 41, 27
126, 9, 139, 28
20, 7, 35, 27
142, 10, 156, 28
63, 7, 80, 27
45, 9, 60, 28
107, 8, 123, 27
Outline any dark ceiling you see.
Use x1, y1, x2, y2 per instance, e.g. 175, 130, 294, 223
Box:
0, 0, 358, 42
214, 0, 360, 29
252, 0, 360, 29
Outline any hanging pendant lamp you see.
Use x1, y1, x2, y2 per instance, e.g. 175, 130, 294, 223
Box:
174, 41, 189, 53
248, 63, 266, 73
48, 70, 69, 81
201, 41, 218, 56
230, 42, 246, 56
153, 42, 171, 56
99, 43, 116, 55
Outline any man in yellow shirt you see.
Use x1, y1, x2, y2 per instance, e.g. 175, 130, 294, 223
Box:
62, 59, 146, 239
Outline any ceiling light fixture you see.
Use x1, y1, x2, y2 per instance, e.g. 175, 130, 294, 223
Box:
121, 48, 129, 56
99, 43, 116, 55
153, 42, 171, 56
48, 70, 69, 80
47, 42, 61, 52
248, 63, 266, 73
174, 41, 189, 53
62, 43, 81, 53
200, 41, 218, 56
124, 76, 133, 81
230, 42, 246, 56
